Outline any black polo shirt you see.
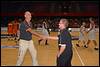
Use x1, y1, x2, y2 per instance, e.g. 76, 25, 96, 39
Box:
19, 21, 32, 41
58, 28, 72, 46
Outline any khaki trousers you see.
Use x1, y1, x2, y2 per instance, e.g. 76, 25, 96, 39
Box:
16, 39, 38, 66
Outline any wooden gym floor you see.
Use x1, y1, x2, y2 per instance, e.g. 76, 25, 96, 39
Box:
1, 31, 99, 66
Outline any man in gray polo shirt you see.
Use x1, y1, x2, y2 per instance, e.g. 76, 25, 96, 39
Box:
16, 11, 43, 66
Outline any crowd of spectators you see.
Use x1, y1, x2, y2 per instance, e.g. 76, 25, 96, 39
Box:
1, 16, 99, 32
31, 17, 99, 30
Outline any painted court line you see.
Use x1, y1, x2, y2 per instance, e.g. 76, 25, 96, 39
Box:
1, 45, 19, 48
73, 45, 85, 66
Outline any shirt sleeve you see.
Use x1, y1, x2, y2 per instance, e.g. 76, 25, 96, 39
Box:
20, 23, 27, 31
59, 31, 68, 44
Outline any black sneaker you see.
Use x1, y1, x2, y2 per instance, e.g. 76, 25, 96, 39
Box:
14, 37, 16, 40
8, 38, 10, 40
84, 45, 88, 48
94, 48, 99, 50
76, 44, 80, 47
45, 43, 49, 45
38, 39, 42, 45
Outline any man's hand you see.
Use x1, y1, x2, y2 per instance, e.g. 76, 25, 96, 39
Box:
26, 28, 32, 32
86, 29, 90, 33
57, 53, 61, 58
40, 35, 47, 40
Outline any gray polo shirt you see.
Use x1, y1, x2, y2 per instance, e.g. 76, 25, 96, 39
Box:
19, 21, 32, 41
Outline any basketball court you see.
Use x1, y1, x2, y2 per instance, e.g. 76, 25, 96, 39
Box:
1, 1, 99, 66
1, 30, 99, 66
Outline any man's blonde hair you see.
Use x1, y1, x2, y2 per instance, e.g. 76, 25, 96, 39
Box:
60, 18, 69, 27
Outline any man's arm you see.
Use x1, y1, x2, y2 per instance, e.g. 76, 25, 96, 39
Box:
26, 28, 43, 38
47, 36, 58, 40
87, 24, 93, 33
80, 26, 85, 36
58, 45, 66, 57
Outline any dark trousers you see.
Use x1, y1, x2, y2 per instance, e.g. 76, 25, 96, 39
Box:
57, 46, 73, 66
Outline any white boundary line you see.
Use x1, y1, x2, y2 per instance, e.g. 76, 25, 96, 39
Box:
73, 44, 85, 66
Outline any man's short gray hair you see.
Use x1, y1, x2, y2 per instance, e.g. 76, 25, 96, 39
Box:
60, 18, 69, 27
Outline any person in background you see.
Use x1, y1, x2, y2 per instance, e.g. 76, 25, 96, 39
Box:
8, 21, 13, 40
38, 20, 50, 45
76, 22, 88, 48
87, 17, 99, 50
13, 20, 18, 40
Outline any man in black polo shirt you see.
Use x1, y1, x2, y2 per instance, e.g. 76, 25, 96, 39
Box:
47, 18, 73, 66
16, 11, 43, 66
